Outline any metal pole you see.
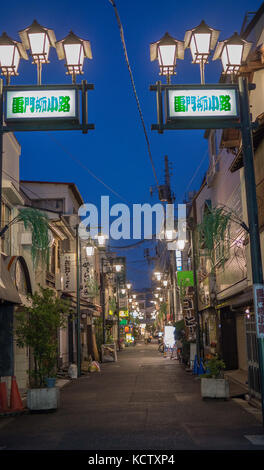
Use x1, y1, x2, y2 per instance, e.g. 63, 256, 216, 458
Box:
101, 257, 106, 344
190, 215, 201, 365
116, 275, 120, 349
200, 59, 205, 85
76, 226, 81, 377
238, 76, 264, 426
0, 79, 3, 229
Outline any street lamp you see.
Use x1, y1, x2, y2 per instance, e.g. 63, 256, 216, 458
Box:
86, 245, 95, 257
56, 30, 92, 84
19, 20, 56, 85
150, 32, 184, 83
213, 32, 252, 79
0, 32, 28, 84
126, 282, 132, 290
184, 20, 220, 84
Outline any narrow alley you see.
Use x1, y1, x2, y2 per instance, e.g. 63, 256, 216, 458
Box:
0, 341, 263, 452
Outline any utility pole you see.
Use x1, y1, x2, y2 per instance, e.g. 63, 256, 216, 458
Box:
164, 155, 177, 322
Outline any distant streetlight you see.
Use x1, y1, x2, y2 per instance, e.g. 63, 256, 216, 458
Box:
150, 32, 184, 83
115, 264, 122, 273
213, 32, 252, 79
19, 20, 56, 85
0, 32, 28, 84
126, 282, 132, 290
86, 245, 95, 256
177, 239, 185, 251
184, 20, 220, 84
56, 30, 92, 84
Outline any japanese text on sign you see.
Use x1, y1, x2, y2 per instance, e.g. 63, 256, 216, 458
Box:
5, 88, 77, 120
167, 88, 238, 119
12, 96, 71, 114
174, 95, 231, 113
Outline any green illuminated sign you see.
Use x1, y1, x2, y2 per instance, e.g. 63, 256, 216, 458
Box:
166, 86, 239, 120
5, 88, 77, 120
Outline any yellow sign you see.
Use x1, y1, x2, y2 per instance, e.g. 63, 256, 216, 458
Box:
119, 310, 129, 318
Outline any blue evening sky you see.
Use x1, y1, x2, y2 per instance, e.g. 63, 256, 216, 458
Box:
1, 0, 262, 288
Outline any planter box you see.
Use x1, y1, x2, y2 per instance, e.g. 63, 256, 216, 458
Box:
27, 387, 60, 411
201, 378, 229, 399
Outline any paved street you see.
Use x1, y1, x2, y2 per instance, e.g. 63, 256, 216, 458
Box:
0, 341, 264, 451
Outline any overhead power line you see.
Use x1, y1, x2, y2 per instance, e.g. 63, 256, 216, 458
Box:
108, 0, 160, 187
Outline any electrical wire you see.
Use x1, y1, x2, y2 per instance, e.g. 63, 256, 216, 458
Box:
108, 0, 160, 188
48, 134, 131, 205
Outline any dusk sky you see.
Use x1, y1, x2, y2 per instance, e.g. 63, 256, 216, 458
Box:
1, 0, 262, 288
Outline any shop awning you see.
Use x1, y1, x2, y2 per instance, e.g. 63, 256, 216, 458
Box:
0, 256, 21, 304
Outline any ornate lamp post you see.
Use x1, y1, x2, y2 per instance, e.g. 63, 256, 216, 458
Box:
150, 32, 184, 84
0, 32, 28, 85
213, 31, 252, 81
56, 30, 92, 84
184, 20, 220, 84
19, 20, 56, 85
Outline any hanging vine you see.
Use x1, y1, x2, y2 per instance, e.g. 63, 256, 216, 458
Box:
18, 208, 50, 267
198, 207, 232, 272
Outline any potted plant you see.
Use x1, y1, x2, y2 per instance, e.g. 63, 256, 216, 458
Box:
15, 286, 71, 411
201, 355, 229, 399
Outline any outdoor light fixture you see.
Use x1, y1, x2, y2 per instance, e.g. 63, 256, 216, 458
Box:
19, 20, 56, 85
177, 239, 185, 251
132, 294, 136, 299
0, 32, 28, 84
165, 229, 177, 241
121, 288, 126, 295
95, 234, 107, 247
115, 264, 122, 272
159, 297, 163, 302
163, 280, 168, 287
213, 32, 252, 78
154, 293, 159, 298
126, 282, 132, 290
150, 32, 184, 83
184, 20, 220, 84
56, 30, 92, 83
86, 245, 94, 256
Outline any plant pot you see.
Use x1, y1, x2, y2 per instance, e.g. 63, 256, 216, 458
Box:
27, 387, 60, 411
45, 377, 56, 388
201, 377, 229, 399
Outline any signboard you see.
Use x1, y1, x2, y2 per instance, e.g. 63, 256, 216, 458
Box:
61, 253, 76, 292
166, 86, 239, 121
164, 325, 176, 350
253, 284, 264, 339
5, 87, 78, 121
119, 310, 129, 318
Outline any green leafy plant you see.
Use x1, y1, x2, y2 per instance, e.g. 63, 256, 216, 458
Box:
198, 207, 231, 271
109, 297, 117, 314
15, 286, 71, 388
203, 355, 226, 379
18, 208, 50, 267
